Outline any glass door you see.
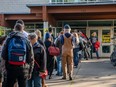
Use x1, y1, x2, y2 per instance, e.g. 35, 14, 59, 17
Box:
101, 28, 113, 57
87, 27, 113, 58
87, 27, 101, 57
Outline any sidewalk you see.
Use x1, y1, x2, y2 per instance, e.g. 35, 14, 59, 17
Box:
46, 59, 116, 87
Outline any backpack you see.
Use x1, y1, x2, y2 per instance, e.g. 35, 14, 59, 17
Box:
8, 33, 27, 65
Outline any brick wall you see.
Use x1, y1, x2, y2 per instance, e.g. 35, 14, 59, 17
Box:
0, 14, 6, 27
0, 14, 3, 26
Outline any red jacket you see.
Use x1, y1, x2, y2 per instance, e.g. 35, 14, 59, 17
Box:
94, 41, 100, 50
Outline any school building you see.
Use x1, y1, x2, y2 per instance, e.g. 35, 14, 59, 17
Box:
0, 0, 116, 57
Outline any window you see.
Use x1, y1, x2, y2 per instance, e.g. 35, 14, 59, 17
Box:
102, 46, 110, 53
114, 28, 116, 37
102, 30, 110, 43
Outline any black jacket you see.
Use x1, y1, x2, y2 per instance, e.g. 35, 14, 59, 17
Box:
33, 42, 46, 73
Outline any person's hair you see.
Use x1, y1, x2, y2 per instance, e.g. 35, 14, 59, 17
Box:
35, 29, 41, 39
16, 19, 24, 26
14, 23, 23, 31
92, 32, 97, 36
28, 33, 37, 40
0, 36, 7, 45
48, 27, 53, 33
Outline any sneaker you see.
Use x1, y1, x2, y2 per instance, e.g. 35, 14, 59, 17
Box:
49, 76, 52, 79
62, 77, 66, 79
69, 76, 72, 80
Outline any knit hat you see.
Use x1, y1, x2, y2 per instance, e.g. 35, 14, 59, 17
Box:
64, 24, 71, 30
45, 32, 51, 40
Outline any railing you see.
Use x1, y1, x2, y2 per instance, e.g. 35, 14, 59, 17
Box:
49, 0, 116, 4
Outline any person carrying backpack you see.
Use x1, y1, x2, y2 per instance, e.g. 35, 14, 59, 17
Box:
1, 23, 34, 87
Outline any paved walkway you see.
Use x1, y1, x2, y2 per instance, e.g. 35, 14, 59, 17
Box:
46, 59, 116, 87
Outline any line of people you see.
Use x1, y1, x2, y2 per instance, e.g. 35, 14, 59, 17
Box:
0, 19, 100, 87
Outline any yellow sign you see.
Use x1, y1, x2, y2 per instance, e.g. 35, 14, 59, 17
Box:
102, 35, 110, 43
44, 28, 48, 33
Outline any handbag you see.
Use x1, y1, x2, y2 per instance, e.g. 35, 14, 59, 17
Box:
34, 60, 48, 78
48, 46, 60, 56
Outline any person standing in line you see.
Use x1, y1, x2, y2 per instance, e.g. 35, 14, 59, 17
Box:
60, 24, 75, 80
34, 30, 47, 87
44, 28, 54, 42
90, 32, 100, 59
27, 33, 46, 87
73, 32, 80, 68
1, 23, 34, 87
54, 31, 64, 76
44, 33, 55, 79
35, 29, 45, 48
0, 36, 7, 87
16, 19, 28, 38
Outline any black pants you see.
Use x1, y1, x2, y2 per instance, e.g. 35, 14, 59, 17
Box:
47, 54, 55, 78
6, 65, 28, 87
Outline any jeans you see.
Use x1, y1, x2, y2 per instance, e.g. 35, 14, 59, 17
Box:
57, 56, 62, 76
27, 72, 42, 87
91, 44, 99, 58
73, 48, 79, 66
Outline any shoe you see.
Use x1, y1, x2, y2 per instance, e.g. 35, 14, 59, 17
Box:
62, 77, 66, 80
44, 85, 48, 87
56, 73, 59, 76
74, 65, 78, 68
69, 76, 72, 80
49, 76, 52, 79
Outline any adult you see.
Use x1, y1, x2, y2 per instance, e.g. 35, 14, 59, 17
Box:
44, 33, 55, 79
73, 32, 80, 68
27, 33, 46, 87
1, 23, 34, 87
35, 29, 45, 47
44, 27, 54, 42
61, 24, 75, 80
54, 31, 64, 76
0, 36, 6, 87
16, 19, 28, 38
90, 32, 99, 59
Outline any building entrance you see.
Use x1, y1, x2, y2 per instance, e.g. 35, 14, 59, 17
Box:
87, 27, 113, 57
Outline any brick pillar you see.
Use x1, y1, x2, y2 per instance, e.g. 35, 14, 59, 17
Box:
0, 14, 5, 26
0, 14, 3, 26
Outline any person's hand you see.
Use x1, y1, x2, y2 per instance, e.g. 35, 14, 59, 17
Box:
28, 74, 32, 80
39, 72, 45, 77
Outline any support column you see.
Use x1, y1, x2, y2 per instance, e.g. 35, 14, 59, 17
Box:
43, 21, 48, 40
0, 14, 5, 26
54, 27, 57, 37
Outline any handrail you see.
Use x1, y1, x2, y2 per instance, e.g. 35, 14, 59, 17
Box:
49, 0, 116, 4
